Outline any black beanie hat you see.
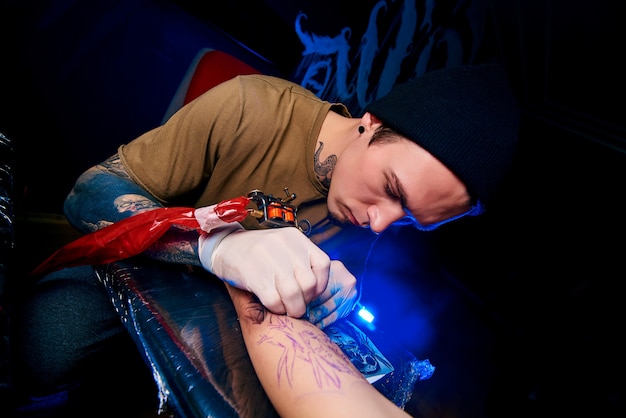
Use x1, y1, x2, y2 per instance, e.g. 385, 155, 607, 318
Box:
364, 63, 520, 206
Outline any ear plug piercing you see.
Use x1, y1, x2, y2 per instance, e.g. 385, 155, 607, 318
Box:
358, 126, 365, 134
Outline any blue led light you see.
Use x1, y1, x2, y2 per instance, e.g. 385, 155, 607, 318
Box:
357, 306, 374, 323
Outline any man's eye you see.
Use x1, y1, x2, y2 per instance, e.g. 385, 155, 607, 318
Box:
385, 184, 398, 199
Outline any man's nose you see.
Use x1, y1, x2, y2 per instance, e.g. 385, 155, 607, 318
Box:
367, 204, 405, 234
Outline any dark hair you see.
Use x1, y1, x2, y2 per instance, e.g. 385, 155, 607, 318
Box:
368, 126, 401, 145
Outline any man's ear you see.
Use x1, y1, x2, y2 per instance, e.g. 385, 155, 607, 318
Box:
363, 112, 384, 131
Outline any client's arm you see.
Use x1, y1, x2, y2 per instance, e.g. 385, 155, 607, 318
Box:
226, 284, 412, 418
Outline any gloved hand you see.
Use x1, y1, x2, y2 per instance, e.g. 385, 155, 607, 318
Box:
305, 260, 358, 329
198, 226, 332, 318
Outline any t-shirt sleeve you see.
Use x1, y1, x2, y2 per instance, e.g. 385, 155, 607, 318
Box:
119, 76, 244, 203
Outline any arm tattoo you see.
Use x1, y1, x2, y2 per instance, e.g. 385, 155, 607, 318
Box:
313, 141, 336, 189
99, 154, 131, 178
241, 292, 266, 324
143, 231, 201, 265
260, 315, 361, 390
240, 292, 361, 390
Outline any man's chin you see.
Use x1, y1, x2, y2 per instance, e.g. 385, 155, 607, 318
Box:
333, 213, 367, 230
328, 211, 352, 227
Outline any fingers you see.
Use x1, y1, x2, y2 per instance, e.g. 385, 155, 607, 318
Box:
270, 252, 331, 317
272, 271, 307, 318
313, 312, 340, 330
254, 229, 331, 317
256, 290, 287, 316
307, 286, 358, 328
309, 247, 332, 296
210, 226, 334, 318
273, 229, 330, 316
306, 260, 358, 328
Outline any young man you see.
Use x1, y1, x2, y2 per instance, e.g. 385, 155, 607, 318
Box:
10, 63, 519, 415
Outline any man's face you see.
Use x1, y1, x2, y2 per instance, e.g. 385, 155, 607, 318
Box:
327, 135, 471, 234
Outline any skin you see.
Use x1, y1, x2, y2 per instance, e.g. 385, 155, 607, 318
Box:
227, 284, 413, 418
319, 111, 472, 233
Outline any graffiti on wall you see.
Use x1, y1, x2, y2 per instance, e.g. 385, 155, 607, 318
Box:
291, 0, 490, 115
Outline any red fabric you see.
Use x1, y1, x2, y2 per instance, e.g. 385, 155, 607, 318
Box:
30, 197, 251, 277
183, 50, 261, 104
30, 207, 198, 277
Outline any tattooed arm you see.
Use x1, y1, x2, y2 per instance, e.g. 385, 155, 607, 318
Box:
63, 153, 202, 265
226, 284, 412, 418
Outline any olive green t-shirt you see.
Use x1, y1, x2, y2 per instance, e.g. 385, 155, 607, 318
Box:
119, 75, 350, 243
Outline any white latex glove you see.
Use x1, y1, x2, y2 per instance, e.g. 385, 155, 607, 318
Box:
198, 226, 331, 318
305, 260, 358, 329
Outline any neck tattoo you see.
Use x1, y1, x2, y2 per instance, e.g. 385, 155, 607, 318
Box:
313, 141, 336, 189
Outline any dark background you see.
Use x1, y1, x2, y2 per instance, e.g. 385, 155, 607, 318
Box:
1, 0, 625, 416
